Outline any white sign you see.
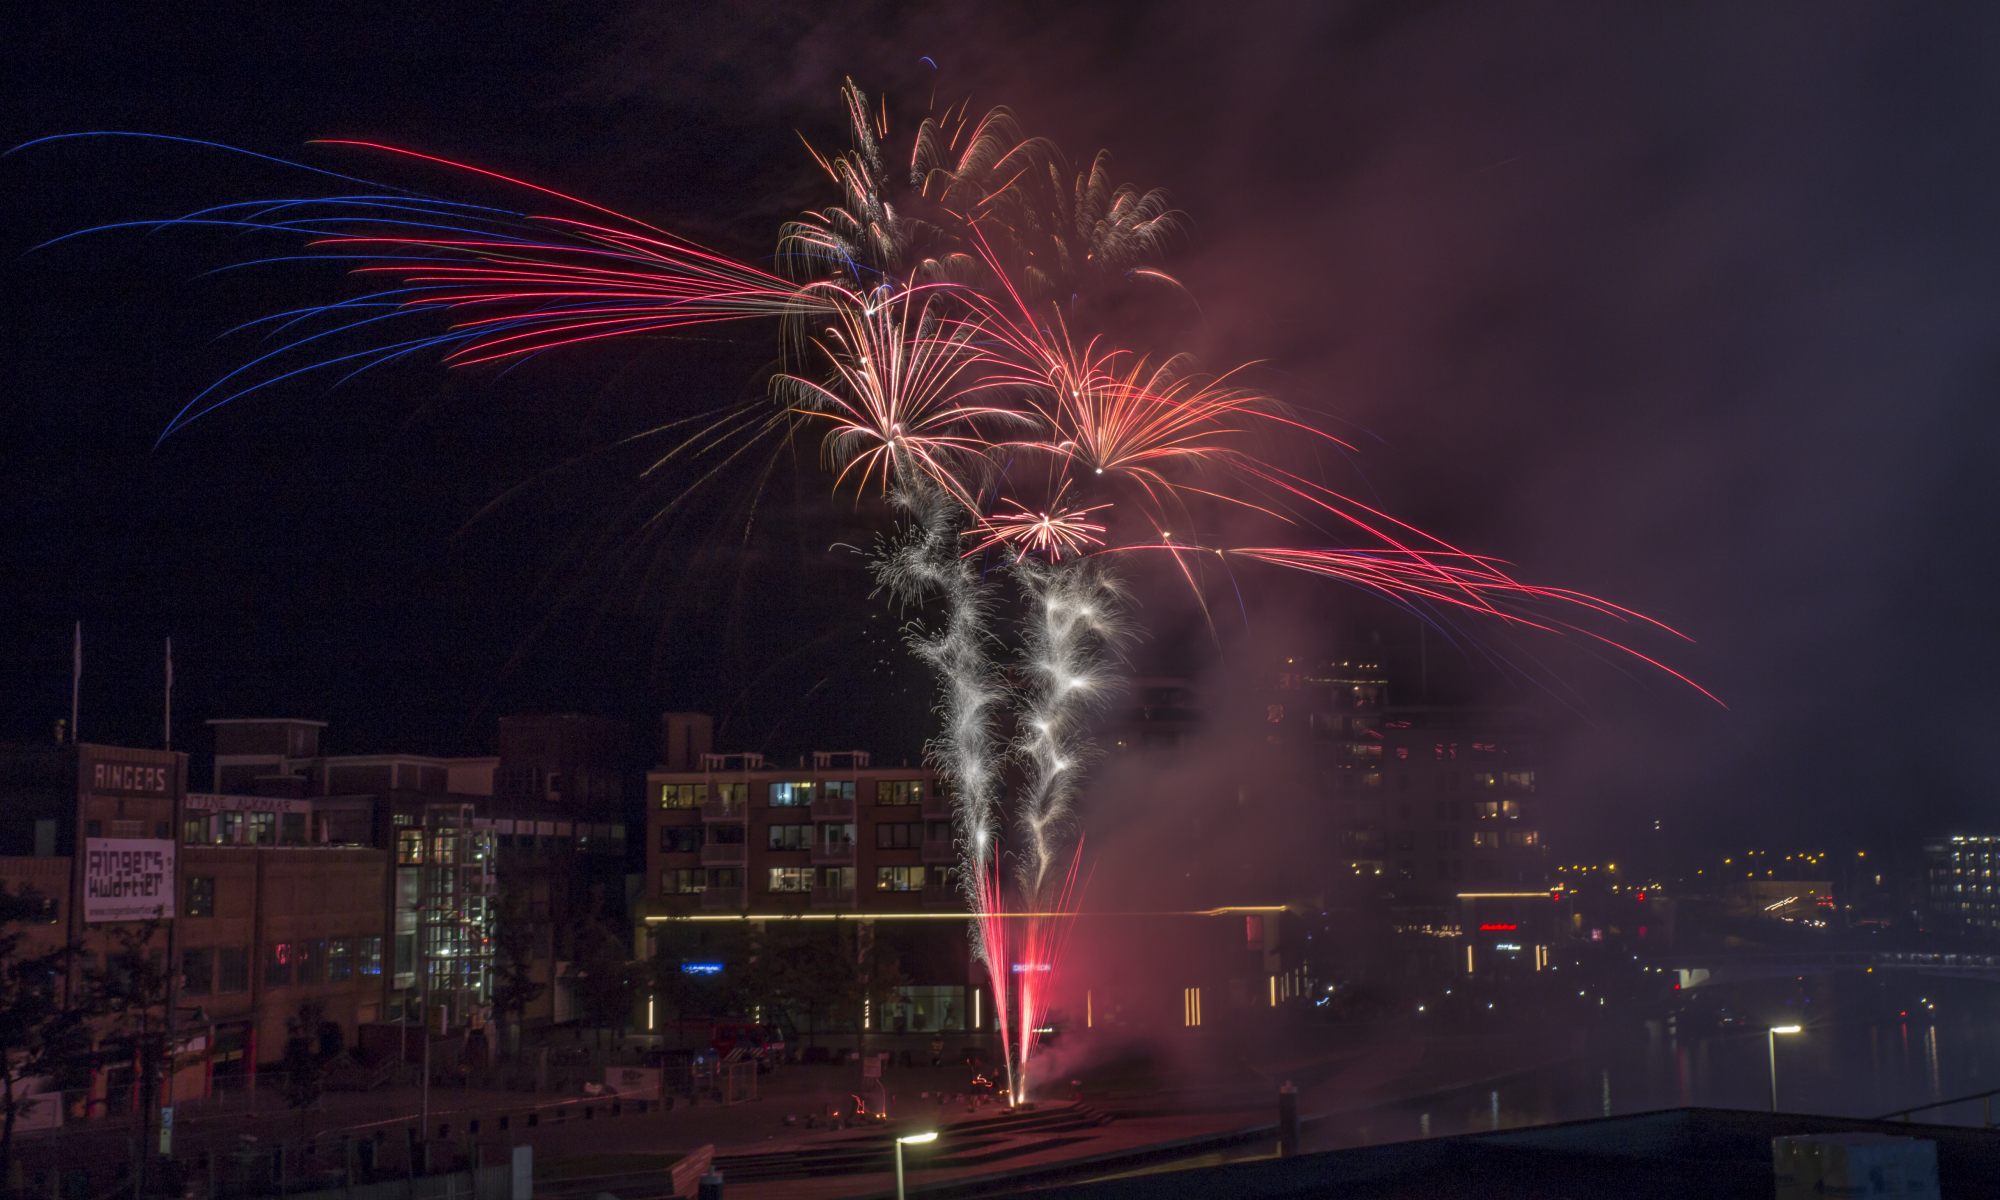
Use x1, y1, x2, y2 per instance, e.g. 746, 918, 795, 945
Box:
83, 839, 175, 922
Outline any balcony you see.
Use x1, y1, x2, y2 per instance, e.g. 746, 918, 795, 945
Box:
700, 842, 746, 868
809, 840, 855, 866
921, 837, 957, 865
702, 799, 748, 822
811, 794, 855, 822
919, 791, 952, 820
699, 886, 746, 911
810, 886, 856, 910
922, 884, 963, 910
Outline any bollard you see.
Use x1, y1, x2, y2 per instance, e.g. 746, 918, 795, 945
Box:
1278, 1081, 1299, 1158
696, 1170, 724, 1200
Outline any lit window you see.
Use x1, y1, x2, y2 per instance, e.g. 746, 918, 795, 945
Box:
660, 783, 707, 809
876, 781, 924, 806
769, 782, 815, 807
768, 866, 812, 893
876, 866, 924, 891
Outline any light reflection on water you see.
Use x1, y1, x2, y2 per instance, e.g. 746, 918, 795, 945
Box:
1307, 981, 2000, 1151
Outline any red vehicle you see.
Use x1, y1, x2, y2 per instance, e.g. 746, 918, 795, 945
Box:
661, 1019, 788, 1065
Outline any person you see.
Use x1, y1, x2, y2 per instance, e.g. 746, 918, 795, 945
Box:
930, 1033, 944, 1068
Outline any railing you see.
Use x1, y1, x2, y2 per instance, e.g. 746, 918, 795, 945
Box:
922, 884, 963, 910
919, 792, 952, 820
921, 837, 956, 864
1875, 1084, 2000, 1125
810, 886, 856, 910
811, 750, 870, 769
699, 842, 746, 867
699, 886, 746, 911
700, 799, 747, 822
809, 840, 855, 866
810, 794, 855, 821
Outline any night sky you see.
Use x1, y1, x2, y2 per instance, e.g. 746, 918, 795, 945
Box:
6, 3, 1999, 860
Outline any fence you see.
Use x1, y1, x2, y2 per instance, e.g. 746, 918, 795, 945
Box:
285, 1164, 514, 1200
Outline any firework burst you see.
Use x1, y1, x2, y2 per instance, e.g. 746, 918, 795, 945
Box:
31, 80, 1716, 1104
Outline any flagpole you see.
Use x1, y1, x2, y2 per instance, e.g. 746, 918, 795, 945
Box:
71, 622, 81, 745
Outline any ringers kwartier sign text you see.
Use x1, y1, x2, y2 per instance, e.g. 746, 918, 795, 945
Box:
83, 838, 175, 922
89, 761, 172, 795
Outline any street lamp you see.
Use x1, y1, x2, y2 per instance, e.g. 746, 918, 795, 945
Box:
1768, 1025, 1802, 1112
895, 1132, 937, 1200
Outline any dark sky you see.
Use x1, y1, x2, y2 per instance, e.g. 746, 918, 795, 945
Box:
6, 2, 1999, 860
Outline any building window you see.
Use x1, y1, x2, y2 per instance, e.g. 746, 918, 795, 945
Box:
430, 835, 457, 865
660, 783, 707, 809
661, 825, 706, 853
876, 781, 923, 806
769, 782, 815, 807
183, 817, 209, 845
927, 865, 953, 887
326, 939, 353, 982
877, 866, 924, 892
217, 812, 243, 844
767, 824, 811, 851
877, 823, 921, 850
708, 868, 743, 890
181, 948, 214, 997
1360, 773, 1382, 789
281, 813, 308, 844
817, 866, 856, 893
821, 823, 856, 848
359, 936, 382, 977
247, 812, 277, 846
1505, 830, 1538, 847
823, 781, 856, 801
662, 868, 705, 894
768, 866, 812, 893
397, 830, 424, 864
218, 947, 249, 993
715, 783, 748, 807
295, 941, 325, 986
185, 877, 215, 918
1472, 831, 1500, 849
1502, 771, 1535, 791
264, 943, 295, 988
925, 820, 952, 842
1470, 772, 1498, 789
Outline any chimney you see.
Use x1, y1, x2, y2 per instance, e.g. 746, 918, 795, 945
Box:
661, 713, 713, 772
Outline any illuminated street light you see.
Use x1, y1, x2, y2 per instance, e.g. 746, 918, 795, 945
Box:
896, 1131, 938, 1200
1768, 1025, 1802, 1112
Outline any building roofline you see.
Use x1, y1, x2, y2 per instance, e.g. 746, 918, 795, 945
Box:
204, 718, 329, 727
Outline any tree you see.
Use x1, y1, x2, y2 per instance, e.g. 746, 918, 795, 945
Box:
488, 886, 544, 1062
281, 1001, 331, 1128
568, 923, 640, 1049
830, 923, 910, 1054
0, 887, 87, 1190
91, 919, 174, 1198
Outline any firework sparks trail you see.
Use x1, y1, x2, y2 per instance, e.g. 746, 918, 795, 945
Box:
870, 482, 1009, 961
1008, 558, 1127, 900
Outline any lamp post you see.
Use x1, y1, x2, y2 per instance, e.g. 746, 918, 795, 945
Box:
1768, 1025, 1801, 1112
895, 1132, 937, 1200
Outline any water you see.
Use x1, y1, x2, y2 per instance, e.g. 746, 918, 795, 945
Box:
1304, 972, 2000, 1150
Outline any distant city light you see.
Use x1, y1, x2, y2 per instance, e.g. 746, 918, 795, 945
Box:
682, 962, 723, 975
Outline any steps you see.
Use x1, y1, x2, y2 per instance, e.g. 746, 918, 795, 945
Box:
711, 1103, 1116, 1182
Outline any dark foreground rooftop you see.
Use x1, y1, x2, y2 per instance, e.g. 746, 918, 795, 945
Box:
909, 1107, 2000, 1200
